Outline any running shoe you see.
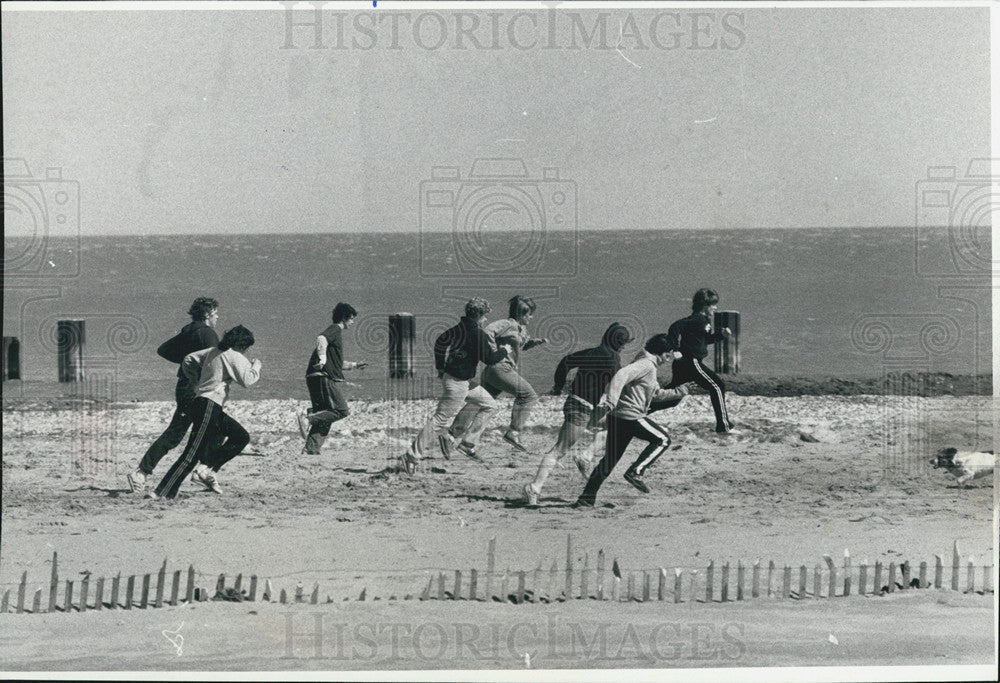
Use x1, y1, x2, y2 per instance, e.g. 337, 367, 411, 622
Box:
523, 483, 539, 506
503, 431, 528, 452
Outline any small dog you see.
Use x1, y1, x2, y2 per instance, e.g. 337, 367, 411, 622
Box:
930, 448, 995, 487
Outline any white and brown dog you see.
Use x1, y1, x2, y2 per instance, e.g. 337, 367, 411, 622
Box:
930, 448, 995, 487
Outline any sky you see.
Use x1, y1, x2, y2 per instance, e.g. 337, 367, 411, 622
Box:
1, 4, 991, 235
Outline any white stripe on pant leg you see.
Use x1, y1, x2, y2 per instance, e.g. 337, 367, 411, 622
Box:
161, 401, 214, 494
692, 358, 729, 425
633, 417, 672, 474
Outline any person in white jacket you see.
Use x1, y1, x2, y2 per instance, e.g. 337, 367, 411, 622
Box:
573, 333, 684, 508
449, 295, 547, 456
153, 325, 262, 499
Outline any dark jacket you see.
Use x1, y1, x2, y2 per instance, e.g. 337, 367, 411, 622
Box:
552, 325, 629, 407
157, 321, 220, 403
434, 316, 509, 382
665, 312, 724, 360
306, 324, 345, 381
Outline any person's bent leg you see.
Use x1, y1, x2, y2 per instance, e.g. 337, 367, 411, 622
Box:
203, 412, 250, 472
578, 416, 633, 505
306, 378, 349, 454
155, 398, 219, 499
627, 417, 672, 476
691, 358, 731, 432
138, 402, 193, 475
456, 385, 498, 448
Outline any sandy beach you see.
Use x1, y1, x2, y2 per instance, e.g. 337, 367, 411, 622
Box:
1, 387, 995, 671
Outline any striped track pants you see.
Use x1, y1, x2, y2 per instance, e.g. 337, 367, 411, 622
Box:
578, 414, 672, 503
666, 356, 732, 432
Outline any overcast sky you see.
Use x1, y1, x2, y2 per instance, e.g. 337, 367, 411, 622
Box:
2, 5, 990, 235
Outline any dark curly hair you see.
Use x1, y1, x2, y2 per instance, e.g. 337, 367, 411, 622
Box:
332, 303, 358, 324
218, 325, 255, 353
691, 288, 719, 312
188, 297, 219, 321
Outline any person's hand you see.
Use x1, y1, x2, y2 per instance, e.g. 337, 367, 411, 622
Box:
500, 343, 514, 355
671, 351, 683, 360
251, 358, 262, 369
587, 404, 611, 431
721, 327, 733, 338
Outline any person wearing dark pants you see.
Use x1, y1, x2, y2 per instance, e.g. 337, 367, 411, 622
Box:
153, 325, 261, 499
574, 334, 684, 508
297, 303, 366, 455
663, 288, 734, 433
128, 297, 220, 494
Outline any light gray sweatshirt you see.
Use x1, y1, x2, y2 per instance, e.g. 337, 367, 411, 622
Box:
182, 347, 260, 407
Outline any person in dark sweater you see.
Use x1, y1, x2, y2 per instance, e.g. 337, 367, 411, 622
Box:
127, 297, 220, 494
522, 322, 634, 505
297, 303, 367, 455
400, 298, 512, 474
663, 288, 734, 433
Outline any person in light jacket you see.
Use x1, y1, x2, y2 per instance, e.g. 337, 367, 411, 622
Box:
153, 325, 261, 499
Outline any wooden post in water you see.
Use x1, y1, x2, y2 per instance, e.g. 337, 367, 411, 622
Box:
713, 311, 740, 374
57, 320, 85, 382
2, 337, 21, 380
388, 314, 415, 378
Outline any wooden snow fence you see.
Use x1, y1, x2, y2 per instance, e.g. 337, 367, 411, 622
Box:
2, 540, 993, 614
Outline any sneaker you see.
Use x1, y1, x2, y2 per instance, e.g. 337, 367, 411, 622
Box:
623, 470, 650, 494
438, 434, 454, 460
400, 451, 417, 476
296, 411, 310, 439
523, 483, 539, 506
144, 490, 160, 500
573, 457, 591, 480
572, 497, 595, 509
192, 466, 222, 493
503, 431, 528, 452
456, 441, 484, 463
127, 469, 147, 493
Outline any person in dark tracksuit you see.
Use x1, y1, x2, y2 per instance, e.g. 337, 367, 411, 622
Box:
153, 325, 261, 499
574, 334, 685, 508
128, 297, 220, 494
663, 288, 734, 433
522, 322, 633, 505
296, 303, 367, 455
400, 297, 512, 474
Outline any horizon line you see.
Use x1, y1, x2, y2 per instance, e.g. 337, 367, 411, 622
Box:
9, 225, 949, 239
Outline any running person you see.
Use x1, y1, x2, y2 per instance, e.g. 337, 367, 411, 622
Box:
153, 325, 262, 499
399, 298, 512, 474
297, 303, 367, 455
450, 295, 547, 454
128, 297, 220, 493
522, 322, 633, 506
574, 334, 685, 508
663, 288, 734, 433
